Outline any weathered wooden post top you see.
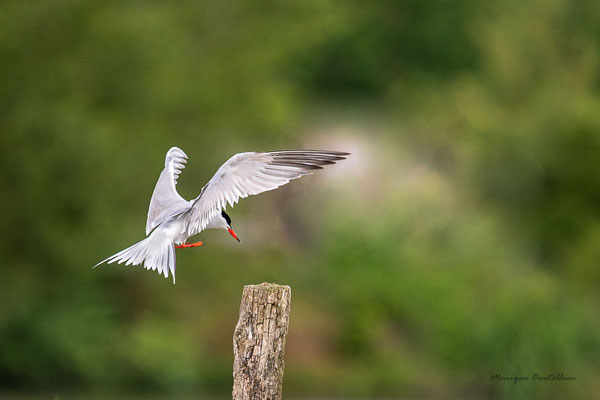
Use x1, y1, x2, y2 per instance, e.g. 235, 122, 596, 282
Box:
232, 283, 291, 400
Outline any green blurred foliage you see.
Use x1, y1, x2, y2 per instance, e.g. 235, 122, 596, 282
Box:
1, 0, 599, 399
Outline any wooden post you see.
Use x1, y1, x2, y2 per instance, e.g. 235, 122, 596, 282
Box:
232, 283, 291, 400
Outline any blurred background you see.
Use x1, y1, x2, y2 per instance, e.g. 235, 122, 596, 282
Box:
1, 0, 600, 399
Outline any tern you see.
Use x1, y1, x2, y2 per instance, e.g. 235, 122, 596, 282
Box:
94, 147, 348, 283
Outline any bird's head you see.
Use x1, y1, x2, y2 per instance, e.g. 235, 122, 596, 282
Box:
221, 210, 240, 242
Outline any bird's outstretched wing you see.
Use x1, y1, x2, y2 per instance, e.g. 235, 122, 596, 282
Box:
184, 150, 348, 236
146, 147, 189, 235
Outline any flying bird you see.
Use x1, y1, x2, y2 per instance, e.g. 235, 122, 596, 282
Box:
94, 147, 348, 283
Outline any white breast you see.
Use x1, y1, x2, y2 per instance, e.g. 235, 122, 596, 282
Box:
159, 217, 189, 245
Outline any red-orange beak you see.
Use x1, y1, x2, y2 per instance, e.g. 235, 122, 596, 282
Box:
227, 227, 240, 242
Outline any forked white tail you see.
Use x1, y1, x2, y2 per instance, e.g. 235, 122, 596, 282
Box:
94, 228, 177, 283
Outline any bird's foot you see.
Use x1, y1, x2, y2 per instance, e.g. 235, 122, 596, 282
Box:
175, 241, 203, 249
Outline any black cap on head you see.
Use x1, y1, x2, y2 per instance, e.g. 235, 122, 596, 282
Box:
221, 210, 232, 226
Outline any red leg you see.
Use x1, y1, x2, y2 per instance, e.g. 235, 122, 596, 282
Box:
175, 241, 203, 249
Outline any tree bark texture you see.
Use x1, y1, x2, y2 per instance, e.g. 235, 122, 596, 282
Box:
232, 283, 291, 400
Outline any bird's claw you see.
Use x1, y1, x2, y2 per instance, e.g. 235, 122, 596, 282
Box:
175, 241, 204, 249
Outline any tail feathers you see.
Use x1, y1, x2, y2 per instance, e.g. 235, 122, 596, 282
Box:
94, 230, 177, 283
